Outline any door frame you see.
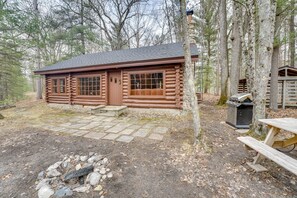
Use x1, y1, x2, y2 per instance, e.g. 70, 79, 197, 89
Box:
108, 70, 123, 105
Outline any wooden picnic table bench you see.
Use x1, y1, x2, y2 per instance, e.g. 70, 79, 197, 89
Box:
238, 118, 297, 175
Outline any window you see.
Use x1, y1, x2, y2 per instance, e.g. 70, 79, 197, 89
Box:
77, 76, 100, 96
130, 72, 164, 96
52, 78, 66, 94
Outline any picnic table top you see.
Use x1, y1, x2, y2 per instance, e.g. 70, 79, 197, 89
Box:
259, 118, 297, 134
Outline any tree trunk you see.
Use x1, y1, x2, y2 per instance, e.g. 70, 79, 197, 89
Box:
80, 0, 86, 54
34, 0, 42, 100
180, 0, 201, 145
204, 39, 211, 93
230, 1, 242, 96
251, 0, 276, 134
217, 0, 228, 105
270, 8, 281, 111
246, 0, 256, 93
289, 0, 295, 66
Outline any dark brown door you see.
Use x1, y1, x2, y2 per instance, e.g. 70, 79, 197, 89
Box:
108, 71, 122, 105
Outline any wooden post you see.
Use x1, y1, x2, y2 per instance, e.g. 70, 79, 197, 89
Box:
175, 65, 181, 108
105, 71, 108, 105
45, 75, 48, 103
282, 80, 286, 109
68, 73, 72, 105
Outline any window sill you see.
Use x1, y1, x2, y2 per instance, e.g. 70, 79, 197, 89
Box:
127, 95, 166, 99
51, 93, 68, 96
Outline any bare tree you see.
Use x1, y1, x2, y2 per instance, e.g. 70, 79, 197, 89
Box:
217, 0, 228, 104
245, 0, 257, 93
251, 0, 276, 134
289, 0, 295, 66
33, 0, 42, 100
270, 6, 281, 111
230, 0, 242, 96
86, 0, 141, 50
180, 0, 201, 145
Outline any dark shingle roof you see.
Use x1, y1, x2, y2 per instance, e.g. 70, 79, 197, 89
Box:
36, 42, 198, 73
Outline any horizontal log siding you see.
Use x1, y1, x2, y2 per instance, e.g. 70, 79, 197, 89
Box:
45, 64, 183, 108
46, 74, 70, 104
46, 72, 107, 106
122, 65, 183, 109
71, 72, 107, 106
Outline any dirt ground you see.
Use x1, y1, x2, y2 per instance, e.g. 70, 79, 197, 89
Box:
0, 94, 297, 198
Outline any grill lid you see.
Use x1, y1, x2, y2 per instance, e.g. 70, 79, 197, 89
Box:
229, 93, 253, 103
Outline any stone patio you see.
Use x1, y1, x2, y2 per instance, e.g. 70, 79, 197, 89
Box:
38, 115, 170, 143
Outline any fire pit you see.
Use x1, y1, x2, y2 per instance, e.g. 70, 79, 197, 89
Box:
36, 152, 113, 198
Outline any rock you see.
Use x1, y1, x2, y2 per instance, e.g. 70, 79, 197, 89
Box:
102, 175, 106, 180
73, 185, 90, 193
36, 179, 51, 190
37, 171, 45, 180
54, 187, 73, 197
94, 185, 103, 191
87, 155, 103, 164
47, 169, 61, 178
99, 168, 106, 175
47, 161, 62, 171
106, 168, 110, 172
64, 165, 94, 181
89, 152, 95, 157
107, 172, 113, 178
75, 164, 82, 170
89, 172, 101, 186
62, 161, 68, 169
80, 156, 88, 162
74, 155, 80, 161
101, 158, 108, 165
38, 185, 54, 198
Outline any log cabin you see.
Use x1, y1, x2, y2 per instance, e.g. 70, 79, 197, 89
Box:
34, 42, 198, 109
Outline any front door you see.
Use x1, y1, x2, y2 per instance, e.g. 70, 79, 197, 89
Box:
108, 71, 122, 105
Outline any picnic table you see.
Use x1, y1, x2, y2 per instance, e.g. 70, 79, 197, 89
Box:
238, 118, 297, 175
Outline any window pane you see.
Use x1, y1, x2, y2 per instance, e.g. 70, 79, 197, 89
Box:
130, 72, 163, 96
53, 79, 58, 93
60, 79, 65, 93
78, 76, 100, 96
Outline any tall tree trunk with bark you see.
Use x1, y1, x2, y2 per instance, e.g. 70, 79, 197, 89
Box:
289, 0, 295, 66
180, 0, 201, 145
230, 1, 242, 96
270, 6, 281, 111
217, 0, 228, 105
251, 0, 276, 134
80, 0, 86, 54
246, 0, 256, 93
34, 0, 42, 100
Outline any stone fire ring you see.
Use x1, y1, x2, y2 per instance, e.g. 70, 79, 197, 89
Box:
35, 152, 113, 198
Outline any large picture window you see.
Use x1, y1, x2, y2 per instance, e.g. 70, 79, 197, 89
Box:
77, 76, 101, 96
52, 78, 66, 94
130, 72, 164, 96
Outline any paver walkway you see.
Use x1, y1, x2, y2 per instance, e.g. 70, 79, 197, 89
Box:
37, 115, 170, 143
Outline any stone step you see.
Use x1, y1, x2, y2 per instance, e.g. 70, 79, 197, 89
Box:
90, 105, 106, 115
94, 106, 127, 117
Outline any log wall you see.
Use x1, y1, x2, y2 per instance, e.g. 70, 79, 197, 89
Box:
45, 64, 184, 108
122, 64, 183, 109
46, 71, 107, 106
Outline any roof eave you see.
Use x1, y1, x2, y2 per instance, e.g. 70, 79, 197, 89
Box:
34, 55, 198, 75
